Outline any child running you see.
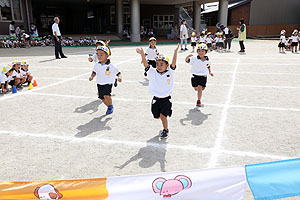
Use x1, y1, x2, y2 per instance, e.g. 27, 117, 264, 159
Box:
278, 30, 286, 53
136, 44, 179, 139
88, 40, 111, 63
89, 46, 122, 115
191, 32, 197, 52
185, 43, 214, 107
144, 37, 159, 76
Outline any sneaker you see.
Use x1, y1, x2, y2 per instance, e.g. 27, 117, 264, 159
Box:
160, 129, 169, 139
181, 48, 184, 51
184, 48, 188, 51
196, 100, 201, 107
106, 105, 114, 115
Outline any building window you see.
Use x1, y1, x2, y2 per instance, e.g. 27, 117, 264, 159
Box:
110, 5, 130, 25
153, 15, 174, 29
0, 0, 23, 21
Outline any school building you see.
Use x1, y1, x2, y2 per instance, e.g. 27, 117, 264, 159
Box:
0, 0, 299, 42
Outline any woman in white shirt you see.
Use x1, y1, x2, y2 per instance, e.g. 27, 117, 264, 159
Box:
180, 19, 188, 51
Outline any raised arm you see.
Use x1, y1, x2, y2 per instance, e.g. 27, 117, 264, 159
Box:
105, 40, 112, 56
171, 43, 180, 67
136, 48, 148, 68
185, 54, 193, 63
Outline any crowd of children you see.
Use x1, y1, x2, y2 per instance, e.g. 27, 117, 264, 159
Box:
86, 36, 213, 139
278, 29, 300, 53
0, 60, 34, 94
189, 30, 230, 53
0, 35, 111, 48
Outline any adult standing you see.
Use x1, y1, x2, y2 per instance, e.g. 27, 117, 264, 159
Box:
180, 19, 188, 51
52, 17, 67, 59
9, 21, 16, 37
237, 18, 246, 53
220, 24, 234, 52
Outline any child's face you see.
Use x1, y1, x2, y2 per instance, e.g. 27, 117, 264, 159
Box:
23, 65, 29, 70
7, 71, 13, 76
150, 40, 156, 47
156, 60, 169, 73
14, 64, 20, 70
97, 50, 109, 63
197, 49, 207, 57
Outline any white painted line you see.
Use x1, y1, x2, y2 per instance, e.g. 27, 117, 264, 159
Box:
0, 130, 292, 160
26, 92, 300, 112
29, 66, 300, 76
0, 57, 139, 101
208, 58, 240, 168
34, 77, 300, 89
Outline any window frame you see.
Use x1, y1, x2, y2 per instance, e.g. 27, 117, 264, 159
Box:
153, 14, 174, 29
0, 0, 24, 22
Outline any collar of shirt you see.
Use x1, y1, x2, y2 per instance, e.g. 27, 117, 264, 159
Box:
197, 56, 209, 61
98, 59, 111, 65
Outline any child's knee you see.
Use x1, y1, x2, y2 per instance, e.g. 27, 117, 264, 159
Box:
194, 87, 198, 91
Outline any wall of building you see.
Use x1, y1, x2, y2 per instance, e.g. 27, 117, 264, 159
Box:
0, 0, 31, 35
228, 3, 250, 25
140, 4, 179, 36
249, 0, 300, 25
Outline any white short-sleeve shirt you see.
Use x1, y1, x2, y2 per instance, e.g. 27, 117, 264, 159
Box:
92, 60, 120, 85
0, 73, 8, 84
206, 37, 212, 44
180, 24, 188, 39
291, 36, 299, 42
12, 69, 21, 78
188, 56, 210, 76
147, 65, 176, 98
191, 37, 197, 43
280, 35, 286, 43
199, 36, 206, 43
145, 47, 159, 61
52, 23, 61, 36
20, 68, 31, 76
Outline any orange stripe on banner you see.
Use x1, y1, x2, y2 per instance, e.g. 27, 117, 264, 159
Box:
0, 178, 108, 200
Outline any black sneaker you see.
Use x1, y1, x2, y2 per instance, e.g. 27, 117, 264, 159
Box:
181, 48, 184, 51
185, 48, 188, 51
160, 129, 169, 139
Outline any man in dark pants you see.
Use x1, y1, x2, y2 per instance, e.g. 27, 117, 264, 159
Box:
52, 17, 67, 59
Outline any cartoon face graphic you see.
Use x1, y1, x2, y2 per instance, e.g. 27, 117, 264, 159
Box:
152, 175, 192, 198
34, 184, 63, 200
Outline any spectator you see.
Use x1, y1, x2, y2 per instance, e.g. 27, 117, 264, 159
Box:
30, 23, 39, 39
9, 21, 16, 37
180, 19, 188, 51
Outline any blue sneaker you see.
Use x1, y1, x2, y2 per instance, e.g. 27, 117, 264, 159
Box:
106, 105, 114, 115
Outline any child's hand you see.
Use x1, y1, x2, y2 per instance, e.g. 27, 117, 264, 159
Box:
105, 40, 111, 45
89, 76, 93, 81
2, 89, 7, 93
136, 48, 144, 55
210, 72, 214, 77
88, 57, 93, 62
174, 43, 180, 51
118, 77, 122, 82
187, 54, 193, 58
